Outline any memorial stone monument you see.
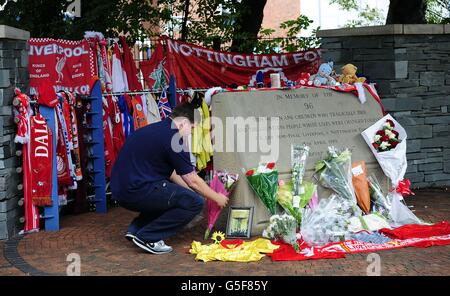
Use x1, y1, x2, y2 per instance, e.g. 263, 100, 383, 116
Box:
212, 87, 387, 235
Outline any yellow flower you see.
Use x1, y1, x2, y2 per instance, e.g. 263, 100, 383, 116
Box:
211, 231, 225, 244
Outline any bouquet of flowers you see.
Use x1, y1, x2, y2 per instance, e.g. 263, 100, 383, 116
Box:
367, 174, 392, 218
291, 145, 310, 209
277, 180, 317, 226
371, 118, 401, 152
263, 213, 300, 251
314, 147, 362, 216
205, 171, 239, 239
245, 163, 279, 215
361, 114, 423, 227
300, 194, 354, 246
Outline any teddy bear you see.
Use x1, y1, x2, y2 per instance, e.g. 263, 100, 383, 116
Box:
338, 64, 366, 84
309, 61, 337, 86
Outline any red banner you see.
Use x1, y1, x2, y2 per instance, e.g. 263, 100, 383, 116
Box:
28, 39, 94, 95
140, 37, 321, 89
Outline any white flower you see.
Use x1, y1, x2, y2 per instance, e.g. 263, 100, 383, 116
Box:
383, 122, 394, 130
379, 141, 391, 150
384, 129, 392, 137
269, 215, 280, 223
374, 134, 382, 142
388, 132, 397, 139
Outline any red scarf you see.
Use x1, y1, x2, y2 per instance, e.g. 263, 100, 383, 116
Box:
30, 114, 53, 206
55, 106, 73, 186
107, 95, 125, 157
103, 98, 115, 177
13, 89, 40, 232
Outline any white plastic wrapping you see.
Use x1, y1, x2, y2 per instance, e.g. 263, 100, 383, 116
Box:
361, 114, 407, 188
300, 194, 354, 246
362, 114, 424, 227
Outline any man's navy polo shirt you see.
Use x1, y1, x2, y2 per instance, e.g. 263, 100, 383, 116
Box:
110, 118, 195, 202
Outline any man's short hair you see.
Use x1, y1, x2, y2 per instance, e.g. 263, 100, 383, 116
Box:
171, 102, 201, 124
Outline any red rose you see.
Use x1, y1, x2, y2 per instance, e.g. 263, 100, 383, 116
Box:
386, 119, 395, 128
246, 169, 254, 176
266, 162, 276, 170
376, 130, 385, 136
390, 141, 399, 149
372, 143, 379, 150
392, 130, 399, 138
381, 135, 389, 142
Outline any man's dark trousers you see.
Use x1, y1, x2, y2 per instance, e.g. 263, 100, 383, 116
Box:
118, 180, 204, 243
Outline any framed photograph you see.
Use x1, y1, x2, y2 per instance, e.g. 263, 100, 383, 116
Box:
226, 206, 254, 238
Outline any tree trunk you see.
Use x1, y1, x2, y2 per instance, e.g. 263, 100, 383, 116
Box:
386, 0, 427, 24
230, 0, 267, 53
180, 0, 190, 41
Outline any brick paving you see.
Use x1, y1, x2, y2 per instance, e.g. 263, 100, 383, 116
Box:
0, 190, 449, 276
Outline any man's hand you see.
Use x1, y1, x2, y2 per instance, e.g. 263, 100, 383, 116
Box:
214, 193, 228, 209
182, 171, 229, 208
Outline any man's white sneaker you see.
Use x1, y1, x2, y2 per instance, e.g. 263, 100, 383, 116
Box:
125, 232, 136, 241
132, 237, 173, 254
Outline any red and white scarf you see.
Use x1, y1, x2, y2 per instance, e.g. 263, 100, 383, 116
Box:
30, 114, 53, 206
13, 89, 40, 233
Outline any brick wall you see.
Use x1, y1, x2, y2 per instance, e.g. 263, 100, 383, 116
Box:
0, 26, 30, 240
318, 24, 450, 189
262, 0, 301, 37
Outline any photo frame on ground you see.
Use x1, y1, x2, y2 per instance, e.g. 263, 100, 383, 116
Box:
226, 206, 254, 238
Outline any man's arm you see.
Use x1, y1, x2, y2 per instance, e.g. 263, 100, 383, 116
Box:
170, 170, 191, 190
181, 171, 228, 208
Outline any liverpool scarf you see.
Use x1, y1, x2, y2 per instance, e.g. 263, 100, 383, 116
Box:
30, 114, 53, 206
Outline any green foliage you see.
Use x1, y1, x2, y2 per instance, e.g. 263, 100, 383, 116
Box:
0, 0, 164, 43
331, 0, 450, 26
255, 16, 321, 53
426, 0, 450, 24
344, 5, 385, 28
0, 0, 318, 52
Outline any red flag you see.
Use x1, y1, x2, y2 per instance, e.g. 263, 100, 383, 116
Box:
119, 36, 142, 91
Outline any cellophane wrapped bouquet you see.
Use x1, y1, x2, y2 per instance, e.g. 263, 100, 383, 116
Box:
276, 145, 315, 226
262, 213, 300, 251
291, 145, 310, 209
205, 171, 239, 239
300, 194, 354, 246
314, 146, 362, 216
245, 162, 279, 215
361, 114, 424, 227
277, 180, 317, 227
367, 174, 392, 219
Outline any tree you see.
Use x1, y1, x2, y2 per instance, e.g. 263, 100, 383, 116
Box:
331, 0, 449, 25
229, 0, 267, 53
386, 0, 427, 24
0, 0, 164, 43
